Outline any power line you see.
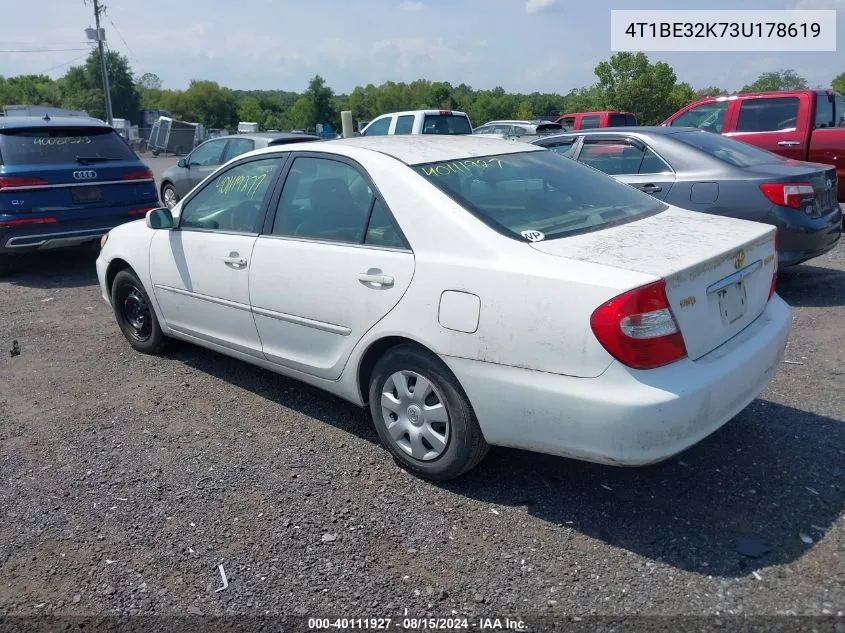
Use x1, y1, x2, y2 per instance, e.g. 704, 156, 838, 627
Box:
0, 47, 89, 53
103, 9, 138, 63
37, 51, 91, 74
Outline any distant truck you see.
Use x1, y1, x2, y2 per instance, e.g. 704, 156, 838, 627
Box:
553, 111, 638, 130
663, 89, 845, 202
237, 121, 260, 134
360, 110, 473, 136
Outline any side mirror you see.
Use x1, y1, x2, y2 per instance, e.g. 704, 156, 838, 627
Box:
177, 158, 187, 168
145, 207, 175, 230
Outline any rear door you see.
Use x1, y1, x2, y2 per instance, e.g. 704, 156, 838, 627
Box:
574, 136, 676, 200
724, 93, 812, 160
0, 125, 157, 219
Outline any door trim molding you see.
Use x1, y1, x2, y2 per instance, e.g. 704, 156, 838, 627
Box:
154, 284, 252, 313
252, 306, 351, 336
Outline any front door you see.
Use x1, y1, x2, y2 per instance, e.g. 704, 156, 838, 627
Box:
248, 154, 415, 379
149, 155, 286, 357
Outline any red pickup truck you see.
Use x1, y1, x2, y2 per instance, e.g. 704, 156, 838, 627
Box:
663, 89, 845, 202
554, 111, 637, 130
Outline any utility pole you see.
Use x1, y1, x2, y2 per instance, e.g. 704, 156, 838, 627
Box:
87, 0, 113, 126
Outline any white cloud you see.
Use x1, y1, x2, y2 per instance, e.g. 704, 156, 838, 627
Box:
400, 1, 423, 10
525, 0, 557, 13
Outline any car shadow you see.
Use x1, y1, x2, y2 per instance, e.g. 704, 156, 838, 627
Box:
165, 343, 843, 578
3, 247, 99, 289
777, 263, 845, 308
444, 399, 844, 578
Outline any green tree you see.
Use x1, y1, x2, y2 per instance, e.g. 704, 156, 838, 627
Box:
60, 50, 140, 121
304, 75, 337, 129
594, 52, 681, 124
181, 80, 239, 128
514, 100, 533, 120
137, 72, 162, 90
238, 97, 264, 124
0, 74, 60, 106
741, 69, 808, 93
285, 96, 312, 130
832, 71, 845, 95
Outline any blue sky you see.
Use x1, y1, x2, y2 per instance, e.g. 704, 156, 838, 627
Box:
1, 0, 843, 95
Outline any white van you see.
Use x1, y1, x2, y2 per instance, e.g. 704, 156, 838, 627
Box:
360, 109, 473, 136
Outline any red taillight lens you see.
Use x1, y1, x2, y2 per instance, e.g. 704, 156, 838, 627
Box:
0, 176, 50, 190
590, 279, 687, 370
759, 182, 814, 210
128, 207, 154, 216
121, 169, 154, 181
0, 217, 57, 228
768, 230, 779, 301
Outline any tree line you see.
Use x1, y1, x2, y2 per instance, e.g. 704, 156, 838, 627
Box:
2, 50, 844, 133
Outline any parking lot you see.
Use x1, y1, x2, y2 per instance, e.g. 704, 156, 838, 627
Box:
0, 153, 843, 620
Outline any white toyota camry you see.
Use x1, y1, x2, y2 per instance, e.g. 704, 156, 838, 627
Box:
97, 135, 791, 480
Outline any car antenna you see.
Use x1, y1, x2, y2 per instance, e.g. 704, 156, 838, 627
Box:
43, 113, 51, 121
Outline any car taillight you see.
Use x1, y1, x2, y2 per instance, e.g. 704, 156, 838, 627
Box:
590, 279, 687, 370
0, 176, 49, 190
128, 207, 154, 216
121, 169, 154, 181
769, 230, 779, 301
0, 217, 57, 227
759, 182, 814, 210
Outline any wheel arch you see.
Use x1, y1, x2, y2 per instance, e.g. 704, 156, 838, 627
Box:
357, 336, 438, 405
105, 258, 133, 299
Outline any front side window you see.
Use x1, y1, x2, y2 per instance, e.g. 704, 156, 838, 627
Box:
422, 114, 472, 135
673, 130, 781, 168
579, 115, 601, 129
0, 127, 137, 165
736, 97, 800, 132
414, 151, 664, 241
179, 157, 281, 233
363, 117, 391, 136
188, 140, 226, 166
669, 101, 728, 133
395, 115, 415, 135
559, 117, 576, 128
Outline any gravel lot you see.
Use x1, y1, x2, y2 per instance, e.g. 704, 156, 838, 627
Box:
0, 155, 843, 624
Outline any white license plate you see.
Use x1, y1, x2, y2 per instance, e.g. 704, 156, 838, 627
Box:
718, 279, 747, 324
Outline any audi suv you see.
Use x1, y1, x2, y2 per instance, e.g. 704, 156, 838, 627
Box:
0, 115, 159, 275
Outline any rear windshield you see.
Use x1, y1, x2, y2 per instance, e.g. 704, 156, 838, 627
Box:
0, 127, 137, 165
413, 150, 665, 241
672, 130, 782, 168
422, 115, 472, 135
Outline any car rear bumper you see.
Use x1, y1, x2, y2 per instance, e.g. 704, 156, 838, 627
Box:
441, 295, 791, 466
771, 204, 842, 266
0, 205, 156, 255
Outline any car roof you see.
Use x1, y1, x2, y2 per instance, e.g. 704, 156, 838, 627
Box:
373, 109, 469, 118
213, 132, 322, 142
533, 126, 701, 142
0, 116, 110, 130
250, 135, 542, 166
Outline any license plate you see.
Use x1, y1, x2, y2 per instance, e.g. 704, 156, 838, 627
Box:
718, 280, 747, 325
71, 186, 103, 204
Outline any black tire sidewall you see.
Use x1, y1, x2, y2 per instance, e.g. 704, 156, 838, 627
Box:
111, 269, 166, 354
368, 345, 483, 481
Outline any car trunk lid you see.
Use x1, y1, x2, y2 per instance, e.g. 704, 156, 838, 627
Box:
530, 207, 777, 361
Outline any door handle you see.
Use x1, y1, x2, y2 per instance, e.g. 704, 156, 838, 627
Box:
777, 140, 801, 147
223, 255, 247, 267
639, 184, 662, 193
358, 272, 394, 287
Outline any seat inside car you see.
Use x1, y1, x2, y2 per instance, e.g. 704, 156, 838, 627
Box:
295, 177, 367, 242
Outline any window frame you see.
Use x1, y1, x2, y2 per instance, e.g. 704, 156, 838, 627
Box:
574, 135, 675, 176
175, 153, 290, 236
260, 151, 412, 253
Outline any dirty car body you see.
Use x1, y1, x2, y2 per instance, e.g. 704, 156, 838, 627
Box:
96, 136, 790, 480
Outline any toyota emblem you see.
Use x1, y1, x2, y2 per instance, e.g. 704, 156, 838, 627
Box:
73, 170, 97, 180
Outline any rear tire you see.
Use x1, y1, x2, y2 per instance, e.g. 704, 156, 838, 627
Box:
161, 183, 179, 209
111, 269, 168, 354
368, 344, 489, 481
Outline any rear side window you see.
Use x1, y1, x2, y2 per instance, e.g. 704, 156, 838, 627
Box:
609, 114, 628, 127
422, 114, 472, 135
394, 115, 414, 135
736, 97, 800, 132
625, 114, 638, 126
0, 127, 137, 165
580, 115, 601, 129
673, 130, 782, 167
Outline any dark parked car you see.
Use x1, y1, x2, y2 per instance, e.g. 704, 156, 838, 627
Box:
532, 127, 841, 266
0, 115, 158, 275
159, 132, 322, 208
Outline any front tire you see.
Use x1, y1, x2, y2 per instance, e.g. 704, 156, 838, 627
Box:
368, 344, 489, 481
111, 269, 168, 354
161, 183, 179, 209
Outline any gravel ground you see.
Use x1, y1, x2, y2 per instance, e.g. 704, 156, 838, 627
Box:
0, 174, 843, 624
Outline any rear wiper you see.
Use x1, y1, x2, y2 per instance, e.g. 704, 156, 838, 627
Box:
75, 155, 123, 164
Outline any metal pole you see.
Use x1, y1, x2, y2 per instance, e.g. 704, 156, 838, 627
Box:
93, 0, 114, 126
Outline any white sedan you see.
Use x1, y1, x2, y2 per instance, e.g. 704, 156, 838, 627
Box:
96, 136, 791, 481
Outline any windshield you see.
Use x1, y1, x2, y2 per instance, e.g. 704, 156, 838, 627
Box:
672, 129, 783, 168
413, 150, 665, 241
422, 114, 472, 135
0, 127, 137, 165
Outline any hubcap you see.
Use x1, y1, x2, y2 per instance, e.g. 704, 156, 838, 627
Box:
122, 286, 152, 341
380, 370, 450, 461
163, 188, 177, 209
